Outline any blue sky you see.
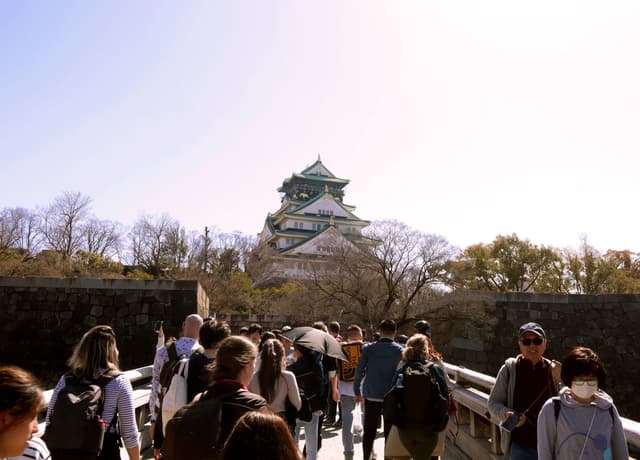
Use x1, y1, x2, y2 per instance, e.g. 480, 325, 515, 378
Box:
1, 1, 639, 252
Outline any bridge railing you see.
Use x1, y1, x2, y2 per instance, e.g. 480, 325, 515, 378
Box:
37, 363, 640, 459
443, 363, 640, 460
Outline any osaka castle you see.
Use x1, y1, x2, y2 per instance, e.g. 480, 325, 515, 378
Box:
256, 157, 374, 284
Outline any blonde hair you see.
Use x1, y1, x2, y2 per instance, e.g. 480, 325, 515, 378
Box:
402, 334, 429, 362
67, 325, 120, 379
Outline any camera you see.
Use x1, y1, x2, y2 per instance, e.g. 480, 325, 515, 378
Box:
153, 320, 163, 332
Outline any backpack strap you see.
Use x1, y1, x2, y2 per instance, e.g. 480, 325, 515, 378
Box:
167, 341, 179, 362
95, 369, 123, 387
94, 369, 124, 432
554, 396, 614, 422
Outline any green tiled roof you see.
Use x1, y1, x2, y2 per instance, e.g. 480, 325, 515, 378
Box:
284, 212, 368, 224
300, 159, 337, 178
288, 192, 362, 220
293, 172, 349, 184
279, 225, 337, 254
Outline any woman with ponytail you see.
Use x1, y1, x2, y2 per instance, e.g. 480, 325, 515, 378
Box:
249, 338, 301, 419
385, 334, 449, 460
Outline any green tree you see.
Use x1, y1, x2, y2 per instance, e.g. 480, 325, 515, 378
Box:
450, 234, 562, 292
601, 250, 640, 293
564, 237, 614, 294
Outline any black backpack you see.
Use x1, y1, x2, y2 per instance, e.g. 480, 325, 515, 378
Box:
158, 341, 181, 401
162, 388, 235, 460
44, 370, 122, 459
383, 361, 450, 432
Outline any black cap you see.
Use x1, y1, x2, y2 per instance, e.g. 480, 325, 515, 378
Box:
414, 319, 431, 334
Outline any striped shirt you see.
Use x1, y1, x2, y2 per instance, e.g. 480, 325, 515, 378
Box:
8, 437, 50, 460
45, 371, 139, 449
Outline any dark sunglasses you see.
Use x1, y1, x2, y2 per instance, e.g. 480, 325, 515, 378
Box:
520, 337, 544, 346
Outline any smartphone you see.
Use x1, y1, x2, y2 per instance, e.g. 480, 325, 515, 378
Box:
500, 413, 520, 432
153, 320, 163, 332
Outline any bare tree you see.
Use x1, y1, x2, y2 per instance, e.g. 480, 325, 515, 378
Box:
307, 220, 457, 329
365, 220, 457, 324
163, 223, 188, 270
83, 218, 123, 258
129, 214, 182, 276
0, 207, 41, 253
211, 231, 257, 272
39, 192, 92, 256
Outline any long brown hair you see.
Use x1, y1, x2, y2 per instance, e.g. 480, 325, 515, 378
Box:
68, 325, 120, 379
212, 336, 257, 381
221, 411, 303, 460
426, 335, 443, 362
0, 365, 45, 424
257, 338, 285, 403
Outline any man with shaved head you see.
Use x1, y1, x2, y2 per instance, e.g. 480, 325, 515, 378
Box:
149, 313, 203, 456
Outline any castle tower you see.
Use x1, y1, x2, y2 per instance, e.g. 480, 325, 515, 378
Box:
256, 157, 372, 283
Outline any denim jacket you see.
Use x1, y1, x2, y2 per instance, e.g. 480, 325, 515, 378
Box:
353, 338, 403, 400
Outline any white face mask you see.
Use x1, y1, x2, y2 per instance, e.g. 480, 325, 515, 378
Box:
571, 380, 598, 400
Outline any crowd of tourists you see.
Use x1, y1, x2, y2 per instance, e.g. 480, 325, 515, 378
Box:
0, 315, 630, 460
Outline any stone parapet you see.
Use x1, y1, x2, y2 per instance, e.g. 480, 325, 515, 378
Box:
0, 276, 209, 386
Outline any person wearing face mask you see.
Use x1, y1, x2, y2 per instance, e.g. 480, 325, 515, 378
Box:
488, 322, 563, 460
537, 347, 628, 460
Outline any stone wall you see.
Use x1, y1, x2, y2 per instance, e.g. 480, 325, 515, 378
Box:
220, 294, 640, 419
430, 292, 640, 420
1, 278, 637, 419
0, 277, 209, 385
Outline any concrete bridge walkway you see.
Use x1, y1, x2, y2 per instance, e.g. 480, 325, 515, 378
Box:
139, 423, 471, 459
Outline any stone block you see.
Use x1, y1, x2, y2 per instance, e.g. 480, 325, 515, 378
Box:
125, 293, 140, 304
90, 305, 103, 317
136, 314, 149, 325
60, 311, 73, 320
85, 316, 97, 327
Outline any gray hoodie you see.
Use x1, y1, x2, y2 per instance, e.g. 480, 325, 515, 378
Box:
537, 387, 628, 460
488, 356, 560, 456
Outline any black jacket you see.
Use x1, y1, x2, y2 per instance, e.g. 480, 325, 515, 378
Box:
209, 381, 267, 443
287, 355, 324, 412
